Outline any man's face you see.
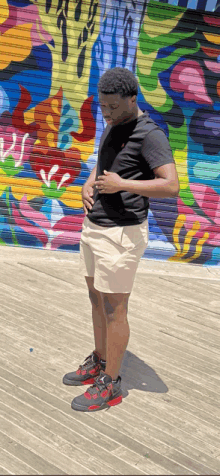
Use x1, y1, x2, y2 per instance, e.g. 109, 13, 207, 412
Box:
99, 92, 136, 127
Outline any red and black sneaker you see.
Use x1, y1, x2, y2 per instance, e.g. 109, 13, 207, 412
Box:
71, 370, 123, 412
63, 351, 105, 386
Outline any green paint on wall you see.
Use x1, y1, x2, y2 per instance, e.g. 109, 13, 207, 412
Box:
42, 181, 66, 200
179, 187, 195, 206
147, 0, 186, 21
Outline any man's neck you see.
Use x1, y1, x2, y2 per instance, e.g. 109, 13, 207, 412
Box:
128, 107, 144, 122
117, 108, 144, 126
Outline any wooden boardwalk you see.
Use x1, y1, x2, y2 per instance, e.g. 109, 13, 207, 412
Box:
0, 246, 220, 475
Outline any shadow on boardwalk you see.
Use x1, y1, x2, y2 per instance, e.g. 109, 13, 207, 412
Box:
121, 351, 168, 396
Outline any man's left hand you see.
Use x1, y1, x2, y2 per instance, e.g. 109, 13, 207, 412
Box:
94, 170, 124, 194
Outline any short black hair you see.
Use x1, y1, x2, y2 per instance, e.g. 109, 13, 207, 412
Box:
98, 67, 138, 98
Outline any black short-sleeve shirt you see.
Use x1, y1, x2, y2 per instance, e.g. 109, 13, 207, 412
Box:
87, 112, 174, 227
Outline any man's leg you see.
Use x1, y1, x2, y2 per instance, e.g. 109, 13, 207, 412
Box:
101, 292, 130, 381
85, 276, 107, 361
70, 288, 129, 410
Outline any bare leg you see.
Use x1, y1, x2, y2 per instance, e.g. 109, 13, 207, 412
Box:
101, 292, 130, 381
85, 277, 107, 360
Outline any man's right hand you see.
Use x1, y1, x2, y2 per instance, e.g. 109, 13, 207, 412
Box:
82, 182, 94, 214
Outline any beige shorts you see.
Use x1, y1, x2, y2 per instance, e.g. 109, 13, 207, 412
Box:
79, 216, 148, 293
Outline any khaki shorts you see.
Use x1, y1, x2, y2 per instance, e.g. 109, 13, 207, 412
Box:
79, 216, 148, 293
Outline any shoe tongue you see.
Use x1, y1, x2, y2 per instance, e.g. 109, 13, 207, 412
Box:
92, 351, 101, 363
98, 371, 112, 386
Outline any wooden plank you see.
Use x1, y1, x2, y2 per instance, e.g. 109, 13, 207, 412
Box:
0, 466, 13, 475
131, 327, 220, 368
0, 381, 148, 475
124, 349, 220, 419
90, 412, 198, 476
1, 301, 220, 391
0, 447, 39, 475
0, 326, 219, 429
117, 404, 220, 472
0, 251, 220, 475
91, 406, 219, 475
0, 432, 67, 475
2, 296, 220, 378
1, 320, 218, 427
0, 317, 93, 360
0, 325, 219, 425
157, 275, 220, 298
127, 339, 220, 402
131, 286, 220, 331
0, 262, 219, 362
0, 403, 121, 476
1, 372, 198, 474
126, 388, 220, 441
128, 295, 220, 339
126, 336, 220, 399
1, 315, 219, 395
0, 402, 162, 476
0, 373, 194, 475
0, 418, 96, 476
138, 273, 220, 298
1, 343, 219, 447
0, 382, 118, 454
0, 320, 218, 412
132, 281, 220, 325
3, 353, 218, 472
110, 447, 174, 476
126, 324, 220, 380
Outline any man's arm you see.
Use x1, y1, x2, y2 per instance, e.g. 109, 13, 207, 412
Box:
95, 163, 179, 198
121, 163, 179, 198
120, 128, 179, 198
82, 165, 97, 213
86, 165, 97, 187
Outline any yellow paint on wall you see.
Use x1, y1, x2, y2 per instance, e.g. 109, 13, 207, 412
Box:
0, 172, 44, 201
0, 24, 32, 69
0, 0, 9, 25
23, 108, 35, 125
203, 32, 220, 45
46, 132, 56, 148
60, 185, 83, 209
37, 1, 100, 115
137, 49, 158, 74
172, 214, 186, 253
46, 114, 58, 131
137, 6, 185, 112
145, 83, 167, 108
174, 147, 189, 191
137, 49, 168, 108
51, 98, 60, 115
71, 138, 95, 163
170, 216, 209, 262
142, 12, 184, 39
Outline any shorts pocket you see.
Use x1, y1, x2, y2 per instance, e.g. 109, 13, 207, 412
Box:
121, 220, 148, 250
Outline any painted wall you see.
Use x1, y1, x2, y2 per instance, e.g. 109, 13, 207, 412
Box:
0, 0, 220, 264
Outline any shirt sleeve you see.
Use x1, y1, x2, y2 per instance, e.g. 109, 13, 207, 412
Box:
141, 128, 174, 170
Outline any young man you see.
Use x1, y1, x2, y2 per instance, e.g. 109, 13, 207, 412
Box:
63, 67, 179, 412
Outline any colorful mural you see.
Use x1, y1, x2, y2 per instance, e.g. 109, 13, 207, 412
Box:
0, 0, 219, 264
137, 2, 220, 264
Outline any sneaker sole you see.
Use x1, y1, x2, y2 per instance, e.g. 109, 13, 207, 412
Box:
63, 376, 96, 386
71, 391, 123, 411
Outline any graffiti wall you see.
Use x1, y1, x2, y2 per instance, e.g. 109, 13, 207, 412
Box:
0, 0, 220, 264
